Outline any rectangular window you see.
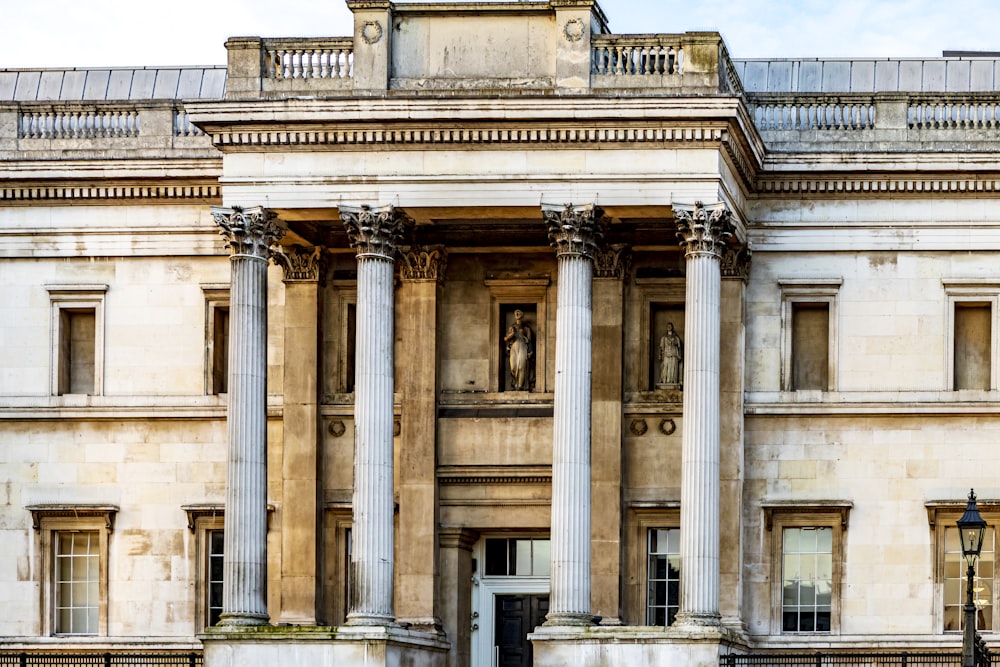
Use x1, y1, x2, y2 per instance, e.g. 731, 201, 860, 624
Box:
47, 284, 107, 396
202, 286, 230, 395
483, 538, 550, 577
791, 303, 829, 391
944, 525, 994, 632
646, 528, 680, 626
207, 530, 224, 627
779, 280, 841, 392
781, 527, 833, 632
54, 531, 100, 635
954, 303, 991, 390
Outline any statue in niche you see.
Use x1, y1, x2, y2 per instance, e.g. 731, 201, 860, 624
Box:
658, 322, 683, 387
504, 309, 534, 391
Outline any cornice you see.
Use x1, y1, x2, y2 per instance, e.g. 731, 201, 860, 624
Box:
0, 181, 221, 202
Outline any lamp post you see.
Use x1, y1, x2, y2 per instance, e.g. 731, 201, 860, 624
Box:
957, 489, 987, 667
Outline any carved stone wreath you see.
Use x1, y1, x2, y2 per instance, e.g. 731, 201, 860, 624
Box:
629, 419, 648, 437
361, 20, 383, 45
328, 420, 346, 438
563, 18, 585, 42
659, 418, 677, 436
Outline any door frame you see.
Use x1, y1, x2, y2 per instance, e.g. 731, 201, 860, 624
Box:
471, 541, 549, 667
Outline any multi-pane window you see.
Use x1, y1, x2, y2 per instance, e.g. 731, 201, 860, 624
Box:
54, 532, 100, 635
207, 530, 224, 626
484, 538, 550, 577
646, 528, 680, 626
781, 527, 833, 632
944, 526, 994, 632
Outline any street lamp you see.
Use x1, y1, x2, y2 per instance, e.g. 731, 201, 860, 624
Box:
957, 489, 987, 667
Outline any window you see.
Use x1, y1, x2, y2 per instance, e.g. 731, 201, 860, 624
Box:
54, 532, 100, 634
207, 530, 224, 627
928, 500, 1000, 633
484, 537, 550, 576
781, 527, 833, 632
202, 285, 230, 395
779, 280, 841, 392
943, 282, 1000, 391
321, 507, 353, 624
763, 502, 850, 634
46, 285, 107, 396
944, 525, 994, 631
646, 528, 680, 626
28, 504, 116, 637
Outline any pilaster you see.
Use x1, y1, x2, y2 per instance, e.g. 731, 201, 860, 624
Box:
396, 245, 448, 631
340, 203, 405, 626
438, 528, 479, 667
590, 244, 630, 625
272, 244, 325, 625
541, 202, 603, 626
673, 201, 733, 629
211, 205, 286, 627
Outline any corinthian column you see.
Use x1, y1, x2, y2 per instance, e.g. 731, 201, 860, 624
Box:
340, 204, 405, 626
673, 201, 733, 629
541, 203, 603, 626
211, 205, 286, 626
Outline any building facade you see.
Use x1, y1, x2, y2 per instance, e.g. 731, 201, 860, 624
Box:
3, 1, 1000, 665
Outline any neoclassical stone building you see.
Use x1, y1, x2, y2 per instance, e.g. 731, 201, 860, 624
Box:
4, 1, 1000, 665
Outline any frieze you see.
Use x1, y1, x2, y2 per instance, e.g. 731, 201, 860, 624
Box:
399, 245, 448, 282
542, 202, 604, 259
0, 183, 220, 202
211, 205, 286, 260
273, 244, 324, 282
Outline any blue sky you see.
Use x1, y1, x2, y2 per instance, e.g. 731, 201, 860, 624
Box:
5, 0, 1000, 69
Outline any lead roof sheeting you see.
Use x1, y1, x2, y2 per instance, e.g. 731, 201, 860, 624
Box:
0, 67, 228, 101
60, 70, 87, 100
12, 71, 40, 101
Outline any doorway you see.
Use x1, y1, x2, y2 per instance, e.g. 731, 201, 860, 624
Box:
495, 594, 549, 667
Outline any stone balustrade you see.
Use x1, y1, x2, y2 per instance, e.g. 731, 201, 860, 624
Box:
908, 95, 1000, 129
747, 95, 877, 131
0, 102, 214, 154
264, 37, 354, 81
591, 35, 685, 76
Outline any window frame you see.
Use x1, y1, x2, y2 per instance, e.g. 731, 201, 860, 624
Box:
778, 279, 842, 393
201, 285, 230, 396
943, 280, 1000, 391
927, 500, 1000, 633
763, 501, 850, 635
626, 506, 680, 626
46, 284, 108, 397
183, 504, 225, 631
28, 504, 116, 637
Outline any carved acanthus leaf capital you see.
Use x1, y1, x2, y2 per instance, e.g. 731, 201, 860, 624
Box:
542, 203, 604, 259
674, 201, 734, 259
721, 242, 752, 280
593, 244, 632, 280
400, 245, 448, 282
340, 204, 406, 260
273, 244, 324, 282
211, 206, 286, 260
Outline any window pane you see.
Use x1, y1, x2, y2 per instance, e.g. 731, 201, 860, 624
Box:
781, 527, 833, 633
532, 540, 550, 576
54, 531, 99, 635
514, 540, 531, 576
484, 539, 507, 576
645, 528, 680, 627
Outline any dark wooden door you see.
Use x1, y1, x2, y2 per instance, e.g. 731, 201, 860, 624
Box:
495, 594, 549, 667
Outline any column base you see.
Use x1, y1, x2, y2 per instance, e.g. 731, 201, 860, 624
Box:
530, 624, 748, 667
201, 625, 449, 667
216, 612, 270, 627
673, 611, 722, 629
345, 612, 395, 627
543, 612, 594, 627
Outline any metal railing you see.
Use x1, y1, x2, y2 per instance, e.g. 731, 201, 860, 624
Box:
0, 653, 203, 667
722, 654, 982, 666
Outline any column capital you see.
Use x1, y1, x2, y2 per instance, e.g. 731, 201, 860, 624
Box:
593, 243, 631, 281
542, 203, 604, 259
212, 206, 286, 260
399, 245, 448, 282
674, 201, 734, 259
340, 204, 406, 260
721, 242, 752, 280
273, 244, 324, 282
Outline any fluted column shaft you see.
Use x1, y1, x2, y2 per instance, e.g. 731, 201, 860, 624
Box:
542, 203, 603, 626
674, 202, 733, 628
341, 204, 404, 626
212, 206, 285, 627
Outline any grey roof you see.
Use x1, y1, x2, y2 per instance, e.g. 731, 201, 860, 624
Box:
0, 67, 227, 102
733, 58, 1000, 94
